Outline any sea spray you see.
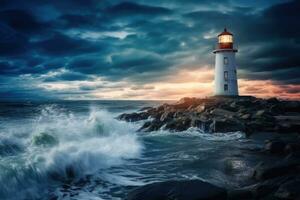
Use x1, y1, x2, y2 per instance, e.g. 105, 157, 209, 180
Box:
0, 105, 142, 200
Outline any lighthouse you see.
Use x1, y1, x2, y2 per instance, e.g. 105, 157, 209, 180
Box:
213, 28, 239, 96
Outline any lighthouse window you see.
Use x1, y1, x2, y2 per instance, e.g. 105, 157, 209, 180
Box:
224, 57, 228, 65
224, 71, 228, 81
224, 84, 228, 91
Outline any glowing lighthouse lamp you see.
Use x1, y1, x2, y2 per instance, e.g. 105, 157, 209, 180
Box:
213, 28, 239, 96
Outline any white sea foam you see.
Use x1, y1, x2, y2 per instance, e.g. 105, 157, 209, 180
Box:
143, 127, 245, 141
0, 106, 142, 200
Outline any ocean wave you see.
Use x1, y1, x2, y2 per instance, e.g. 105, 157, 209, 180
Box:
0, 105, 142, 200
142, 127, 245, 141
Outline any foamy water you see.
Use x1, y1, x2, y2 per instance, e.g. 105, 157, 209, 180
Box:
0, 104, 142, 199
0, 101, 266, 200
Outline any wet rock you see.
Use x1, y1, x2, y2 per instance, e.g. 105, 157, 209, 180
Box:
277, 123, 300, 134
267, 97, 279, 104
265, 140, 286, 154
283, 101, 300, 113
274, 178, 300, 199
253, 110, 273, 120
160, 111, 174, 122
210, 118, 245, 133
190, 118, 209, 131
127, 180, 227, 200
139, 106, 153, 111
210, 108, 235, 117
227, 189, 253, 200
246, 175, 292, 199
241, 114, 251, 120
194, 104, 205, 113
253, 161, 300, 181
118, 112, 149, 122
118, 96, 299, 134
165, 117, 191, 131
285, 143, 300, 154
140, 120, 164, 132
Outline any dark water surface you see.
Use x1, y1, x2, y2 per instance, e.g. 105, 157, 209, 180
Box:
0, 100, 283, 200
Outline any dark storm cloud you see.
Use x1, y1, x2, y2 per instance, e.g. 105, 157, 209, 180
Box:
35, 33, 101, 56
106, 2, 172, 16
0, 9, 45, 34
0, 0, 299, 99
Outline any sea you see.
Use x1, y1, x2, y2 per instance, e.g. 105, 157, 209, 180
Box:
0, 100, 279, 200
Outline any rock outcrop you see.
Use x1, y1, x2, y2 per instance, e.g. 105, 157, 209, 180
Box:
127, 180, 227, 200
118, 96, 300, 135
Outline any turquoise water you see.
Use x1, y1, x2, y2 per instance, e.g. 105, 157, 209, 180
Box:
0, 101, 269, 200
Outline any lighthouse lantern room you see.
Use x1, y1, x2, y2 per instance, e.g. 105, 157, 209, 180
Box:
213, 28, 239, 96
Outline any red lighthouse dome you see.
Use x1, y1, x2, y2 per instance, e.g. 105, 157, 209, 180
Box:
218, 28, 233, 49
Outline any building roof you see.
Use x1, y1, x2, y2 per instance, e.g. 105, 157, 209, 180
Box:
217, 28, 233, 37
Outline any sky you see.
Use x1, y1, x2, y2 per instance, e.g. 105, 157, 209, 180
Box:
0, 0, 299, 100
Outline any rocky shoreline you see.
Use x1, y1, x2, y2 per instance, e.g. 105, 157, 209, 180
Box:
118, 96, 300, 200
118, 96, 300, 135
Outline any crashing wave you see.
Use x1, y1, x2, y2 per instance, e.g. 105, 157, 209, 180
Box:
0, 106, 142, 200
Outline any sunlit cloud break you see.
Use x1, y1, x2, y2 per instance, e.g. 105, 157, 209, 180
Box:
0, 0, 299, 100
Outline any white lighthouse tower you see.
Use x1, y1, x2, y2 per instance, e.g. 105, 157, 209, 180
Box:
213, 28, 239, 96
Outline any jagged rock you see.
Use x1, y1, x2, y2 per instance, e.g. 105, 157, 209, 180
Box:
160, 111, 174, 122
117, 96, 300, 134
253, 161, 300, 181
283, 101, 300, 112
241, 114, 251, 120
190, 118, 211, 132
194, 104, 205, 113
139, 106, 152, 111
227, 189, 253, 200
165, 117, 191, 131
285, 143, 300, 154
140, 120, 164, 132
255, 110, 266, 117
210, 108, 235, 117
127, 180, 227, 200
277, 123, 300, 134
274, 178, 300, 199
267, 97, 279, 104
118, 112, 149, 122
265, 140, 286, 154
252, 179, 283, 199
210, 118, 245, 133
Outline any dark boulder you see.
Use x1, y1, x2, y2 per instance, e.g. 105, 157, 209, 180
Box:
283, 101, 300, 113
118, 112, 149, 122
285, 143, 300, 154
127, 180, 227, 200
209, 118, 245, 133
253, 161, 300, 181
274, 178, 300, 199
139, 106, 153, 111
165, 117, 191, 131
251, 178, 286, 199
265, 140, 286, 154
277, 123, 300, 134
241, 114, 251, 120
117, 96, 300, 135
139, 120, 164, 132
160, 111, 174, 122
227, 189, 253, 200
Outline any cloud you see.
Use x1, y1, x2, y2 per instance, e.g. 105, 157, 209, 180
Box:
0, 0, 299, 100
35, 33, 101, 56
106, 2, 172, 17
